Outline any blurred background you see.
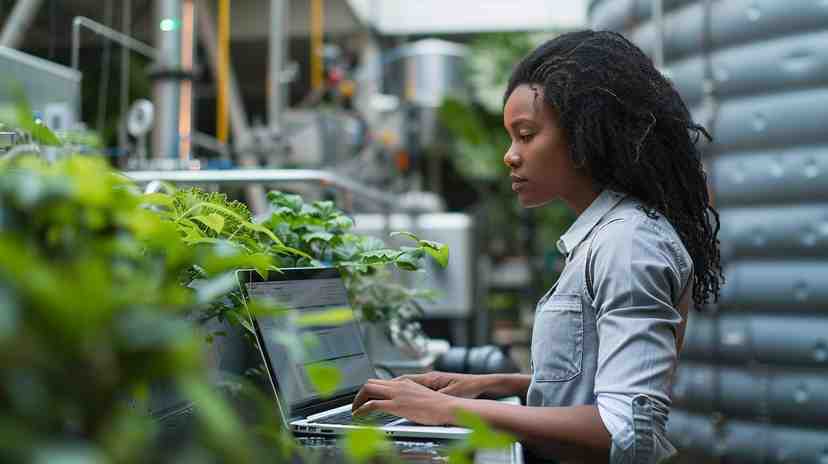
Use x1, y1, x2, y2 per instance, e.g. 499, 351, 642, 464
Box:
1, 0, 827, 462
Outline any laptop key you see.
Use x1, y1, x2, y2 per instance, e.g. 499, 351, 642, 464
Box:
313, 410, 402, 426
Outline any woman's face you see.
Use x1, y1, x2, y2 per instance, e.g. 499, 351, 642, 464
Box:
503, 84, 583, 208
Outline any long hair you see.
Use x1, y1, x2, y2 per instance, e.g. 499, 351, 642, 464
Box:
505, 30, 723, 305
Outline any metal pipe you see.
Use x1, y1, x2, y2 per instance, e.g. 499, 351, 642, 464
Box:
651, 0, 664, 69
189, 130, 229, 159
95, 1, 114, 137
124, 169, 399, 208
0, 0, 44, 49
71, 16, 158, 72
153, 0, 182, 159
118, 0, 132, 154
268, 0, 288, 127
310, 0, 324, 91
195, 0, 262, 213
216, 0, 230, 143
195, 0, 251, 149
69, 16, 155, 124
178, 0, 195, 161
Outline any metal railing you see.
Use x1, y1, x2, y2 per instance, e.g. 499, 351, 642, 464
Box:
124, 169, 399, 209
71, 16, 157, 72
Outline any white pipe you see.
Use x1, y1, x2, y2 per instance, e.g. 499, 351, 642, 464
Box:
268, 0, 288, 127
71, 16, 158, 72
0, 0, 43, 49
651, 0, 665, 69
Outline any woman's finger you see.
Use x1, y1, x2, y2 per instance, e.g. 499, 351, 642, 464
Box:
352, 382, 393, 410
353, 399, 394, 417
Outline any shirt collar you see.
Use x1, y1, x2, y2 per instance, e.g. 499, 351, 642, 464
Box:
556, 189, 627, 256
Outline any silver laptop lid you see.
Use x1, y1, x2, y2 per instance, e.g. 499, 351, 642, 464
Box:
237, 267, 375, 419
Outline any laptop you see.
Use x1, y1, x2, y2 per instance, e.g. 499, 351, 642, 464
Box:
236, 267, 471, 439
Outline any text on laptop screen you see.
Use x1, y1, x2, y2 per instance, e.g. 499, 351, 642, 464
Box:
245, 277, 375, 411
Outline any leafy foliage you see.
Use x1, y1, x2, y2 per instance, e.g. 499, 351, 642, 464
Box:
343, 427, 393, 463
263, 191, 448, 349
0, 155, 276, 462
0, 93, 513, 464
448, 410, 517, 464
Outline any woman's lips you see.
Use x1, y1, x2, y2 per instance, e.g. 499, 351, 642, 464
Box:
510, 174, 528, 192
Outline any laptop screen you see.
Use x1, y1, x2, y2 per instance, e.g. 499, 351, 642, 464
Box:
240, 268, 375, 413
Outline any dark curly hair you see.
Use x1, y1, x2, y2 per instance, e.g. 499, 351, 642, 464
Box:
505, 30, 723, 306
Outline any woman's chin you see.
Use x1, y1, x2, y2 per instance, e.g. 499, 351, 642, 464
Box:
518, 194, 554, 209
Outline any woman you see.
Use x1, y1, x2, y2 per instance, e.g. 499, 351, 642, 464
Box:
353, 30, 723, 463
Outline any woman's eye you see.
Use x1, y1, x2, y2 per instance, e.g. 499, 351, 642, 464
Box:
519, 133, 534, 143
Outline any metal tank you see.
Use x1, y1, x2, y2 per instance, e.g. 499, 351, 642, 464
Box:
589, 1, 828, 462
381, 39, 469, 148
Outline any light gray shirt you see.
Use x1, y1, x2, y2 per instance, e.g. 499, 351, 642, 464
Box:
527, 189, 692, 463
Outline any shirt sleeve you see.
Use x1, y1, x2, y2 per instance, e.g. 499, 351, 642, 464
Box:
587, 216, 690, 464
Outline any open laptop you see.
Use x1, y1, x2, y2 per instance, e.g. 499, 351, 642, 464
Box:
236, 267, 471, 439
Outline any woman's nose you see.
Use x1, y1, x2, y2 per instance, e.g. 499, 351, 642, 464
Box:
503, 149, 521, 168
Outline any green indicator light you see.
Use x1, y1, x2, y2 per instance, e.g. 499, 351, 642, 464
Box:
159, 18, 180, 31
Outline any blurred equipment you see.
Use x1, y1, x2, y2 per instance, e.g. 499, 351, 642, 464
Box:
590, 0, 828, 462
282, 109, 367, 168
375, 39, 469, 193
352, 212, 480, 345
126, 99, 155, 162
434, 345, 519, 376
0, 46, 81, 129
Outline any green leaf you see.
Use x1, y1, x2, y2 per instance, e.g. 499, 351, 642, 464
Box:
227, 310, 256, 334
359, 249, 402, 265
302, 231, 334, 243
454, 410, 516, 449
267, 191, 303, 212
312, 200, 335, 216
306, 363, 341, 397
327, 215, 354, 231
448, 448, 474, 464
193, 213, 225, 235
179, 378, 251, 462
9, 85, 61, 146
420, 240, 450, 267
180, 225, 206, 244
271, 244, 314, 261
343, 427, 391, 463
141, 192, 174, 208
394, 247, 425, 271
389, 231, 419, 242
243, 221, 283, 245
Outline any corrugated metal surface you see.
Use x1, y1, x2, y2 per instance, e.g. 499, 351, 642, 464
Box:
589, 0, 828, 461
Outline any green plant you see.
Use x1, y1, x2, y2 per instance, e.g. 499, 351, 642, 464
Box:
0, 91, 516, 464
0, 155, 282, 462
262, 191, 448, 350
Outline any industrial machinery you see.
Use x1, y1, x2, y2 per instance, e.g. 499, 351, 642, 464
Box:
0, 46, 81, 132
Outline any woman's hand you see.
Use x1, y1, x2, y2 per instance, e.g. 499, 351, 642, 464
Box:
352, 378, 458, 425
396, 371, 488, 398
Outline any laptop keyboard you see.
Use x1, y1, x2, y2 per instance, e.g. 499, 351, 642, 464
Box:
312, 409, 402, 426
